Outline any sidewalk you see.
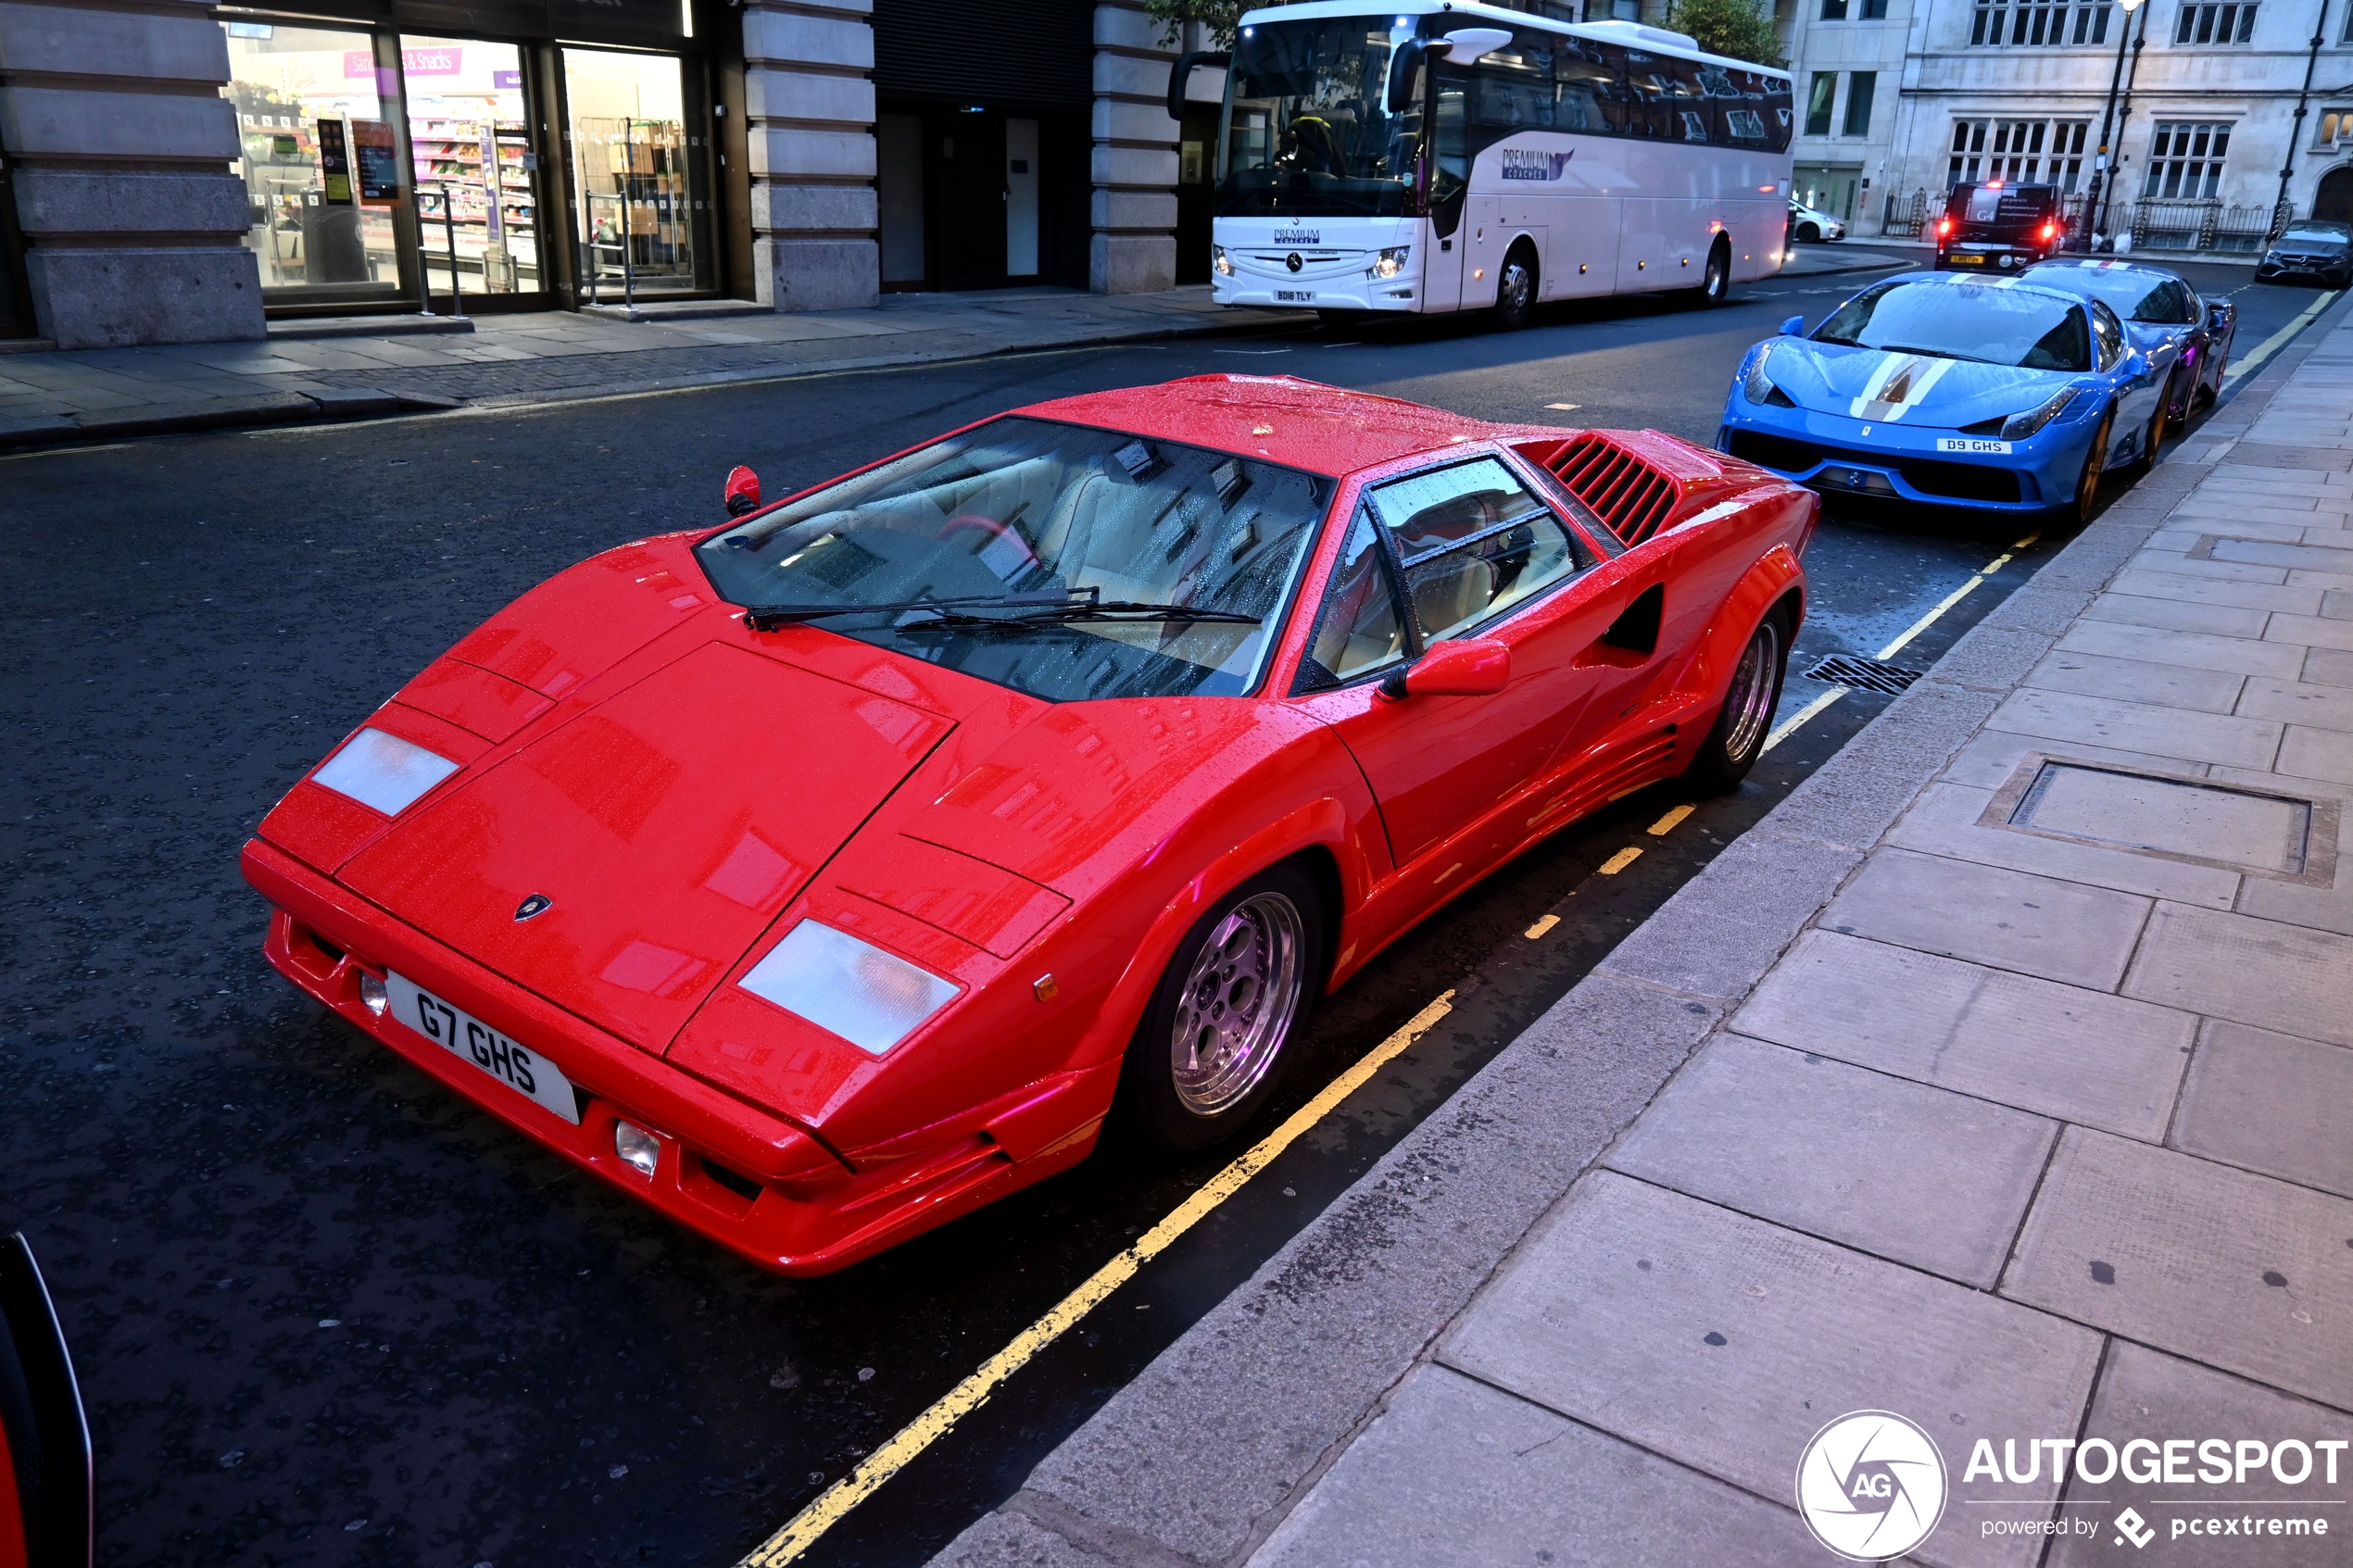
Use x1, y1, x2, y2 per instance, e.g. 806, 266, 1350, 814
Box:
934, 305, 2353, 1563
0, 259, 1904, 450
0, 285, 1290, 448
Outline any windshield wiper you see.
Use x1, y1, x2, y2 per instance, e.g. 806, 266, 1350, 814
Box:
899, 599, 1263, 633
740, 589, 1077, 632
1871, 343, 1998, 365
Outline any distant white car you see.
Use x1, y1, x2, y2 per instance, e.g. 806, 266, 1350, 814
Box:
1788, 199, 1846, 244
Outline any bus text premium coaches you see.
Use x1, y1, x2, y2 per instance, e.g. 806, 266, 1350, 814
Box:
1197, 3, 1793, 328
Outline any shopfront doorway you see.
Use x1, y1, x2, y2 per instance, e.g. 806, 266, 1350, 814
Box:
220, 5, 723, 320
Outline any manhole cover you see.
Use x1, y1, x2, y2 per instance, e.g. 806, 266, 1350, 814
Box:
1804, 654, 1924, 695
1992, 759, 2334, 882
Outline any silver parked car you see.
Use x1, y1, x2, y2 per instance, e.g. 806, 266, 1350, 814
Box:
1788, 198, 1846, 244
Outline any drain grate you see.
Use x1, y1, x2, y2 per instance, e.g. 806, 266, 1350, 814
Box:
1804, 654, 1926, 695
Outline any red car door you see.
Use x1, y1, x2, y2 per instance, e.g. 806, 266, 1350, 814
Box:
1287, 453, 1620, 872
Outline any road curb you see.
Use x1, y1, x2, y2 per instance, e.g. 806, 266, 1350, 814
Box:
923, 277, 2353, 1568
0, 309, 1293, 453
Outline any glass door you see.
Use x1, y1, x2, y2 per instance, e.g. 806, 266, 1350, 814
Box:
402, 36, 546, 304
563, 48, 708, 301
222, 19, 413, 309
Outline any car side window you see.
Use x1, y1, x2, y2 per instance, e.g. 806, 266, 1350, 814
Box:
1367, 457, 1591, 644
1293, 508, 1410, 694
2090, 301, 2124, 370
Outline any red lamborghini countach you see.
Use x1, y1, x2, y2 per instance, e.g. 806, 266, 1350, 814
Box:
243, 376, 1816, 1274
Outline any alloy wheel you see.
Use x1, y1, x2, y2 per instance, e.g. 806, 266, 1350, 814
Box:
1169, 892, 1306, 1116
1720, 619, 1780, 763
1497, 257, 1535, 328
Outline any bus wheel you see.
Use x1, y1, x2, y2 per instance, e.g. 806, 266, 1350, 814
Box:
1493, 245, 1538, 331
1692, 237, 1730, 307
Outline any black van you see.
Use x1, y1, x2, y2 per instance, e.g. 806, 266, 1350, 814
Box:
1933, 182, 2067, 272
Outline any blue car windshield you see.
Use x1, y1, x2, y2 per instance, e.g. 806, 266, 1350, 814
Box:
1814, 281, 2093, 371
2028, 265, 2196, 325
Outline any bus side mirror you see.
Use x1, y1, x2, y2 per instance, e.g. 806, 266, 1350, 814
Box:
1441, 27, 1514, 64
1780, 315, 1805, 336
1385, 38, 1428, 115
1166, 50, 1229, 122
724, 464, 761, 517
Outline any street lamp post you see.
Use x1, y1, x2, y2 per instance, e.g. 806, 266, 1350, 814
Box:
2081, 0, 2145, 252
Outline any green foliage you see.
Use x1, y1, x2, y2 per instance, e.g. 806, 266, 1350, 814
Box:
1144, 0, 1244, 49
1668, 0, 1789, 67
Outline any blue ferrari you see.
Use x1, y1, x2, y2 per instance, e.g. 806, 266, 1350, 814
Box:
1717, 271, 2170, 523
2020, 258, 2236, 431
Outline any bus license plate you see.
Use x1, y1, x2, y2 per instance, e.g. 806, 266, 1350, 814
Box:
384, 972, 581, 1123
1276, 289, 1315, 302
1936, 438, 2013, 454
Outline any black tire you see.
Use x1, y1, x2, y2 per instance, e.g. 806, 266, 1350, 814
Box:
1690, 237, 1730, 307
1116, 862, 1325, 1152
1492, 243, 1538, 331
2136, 383, 2171, 472
1682, 608, 1789, 795
1795, 222, 1820, 245
2067, 405, 2116, 524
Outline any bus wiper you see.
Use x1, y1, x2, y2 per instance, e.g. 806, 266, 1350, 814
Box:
900, 599, 1263, 633
741, 589, 1078, 632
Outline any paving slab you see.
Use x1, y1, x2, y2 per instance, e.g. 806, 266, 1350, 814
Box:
1247, 1365, 1829, 1568
2122, 902, 2353, 1047
2107, 569, 2321, 614
1732, 930, 2193, 1139
1818, 847, 2153, 990
2082, 591, 2273, 638
2022, 648, 2247, 714
929, 1510, 1127, 1568
1602, 1035, 2057, 1286
1888, 779, 2241, 906
2301, 646, 2353, 685
1989, 687, 2284, 769
2004, 1128, 2353, 1412
2055, 618, 2306, 678
1941, 729, 2209, 791
2125, 548, 2289, 585
2278, 724, 2353, 784
2271, 611, 2353, 653
2171, 1021, 2353, 1199
1439, 1173, 2103, 1568
2239, 675, 2353, 733
2045, 1343, 2353, 1568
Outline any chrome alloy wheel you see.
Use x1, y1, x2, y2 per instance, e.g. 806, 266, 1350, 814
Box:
1169, 892, 1306, 1116
1721, 619, 1780, 763
1497, 257, 1535, 322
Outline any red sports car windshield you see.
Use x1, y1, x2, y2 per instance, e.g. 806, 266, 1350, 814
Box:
696, 417, 1331, 702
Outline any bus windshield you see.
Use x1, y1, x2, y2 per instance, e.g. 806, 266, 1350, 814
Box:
1219, 16, 1423, 219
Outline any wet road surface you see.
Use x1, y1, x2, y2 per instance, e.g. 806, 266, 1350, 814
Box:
0, 257, 2321, 1568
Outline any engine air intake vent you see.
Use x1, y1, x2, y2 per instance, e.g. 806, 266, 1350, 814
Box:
1805, 654, 1924, 695
1543, 433, 1684, 546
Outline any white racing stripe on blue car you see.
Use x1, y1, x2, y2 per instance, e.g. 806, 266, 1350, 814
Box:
1848, 352, 1958, 423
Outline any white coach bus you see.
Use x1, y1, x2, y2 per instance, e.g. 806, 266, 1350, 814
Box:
1177, 1, 1794, 326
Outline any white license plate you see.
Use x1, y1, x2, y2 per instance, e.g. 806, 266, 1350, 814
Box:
385, 972, 581, 1123
1935, 437, 2013, 454
1275, 289, 1315, 302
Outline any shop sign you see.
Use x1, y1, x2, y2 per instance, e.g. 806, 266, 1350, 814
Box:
315, 117, 355, 205
353, 120, 401, 203
346, 47, 462, 79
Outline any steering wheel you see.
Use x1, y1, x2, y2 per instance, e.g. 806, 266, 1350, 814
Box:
938, 513, 1038, 568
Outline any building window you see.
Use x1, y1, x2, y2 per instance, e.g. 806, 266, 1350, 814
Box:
1970, 0, 2113, 45
2174, 2, 2256, 43
1862, 0, 1889, 16
1822, 0, 1848, 18
1949, 118, 2092, 189
1806, 72, 1836, 136
2144, 120, 2229, 197
2319, 107, 2353, 147
1842, 72, 1876, 136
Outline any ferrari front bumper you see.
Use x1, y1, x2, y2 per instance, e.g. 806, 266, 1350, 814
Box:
242, 837, 1090, 1275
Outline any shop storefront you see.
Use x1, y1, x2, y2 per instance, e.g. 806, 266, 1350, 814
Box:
218, 0, 731, 317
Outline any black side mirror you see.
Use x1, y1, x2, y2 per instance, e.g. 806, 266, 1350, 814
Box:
1166, 51, 1230, 121
1385, 38, 1428, 116
724, 464, 761, 518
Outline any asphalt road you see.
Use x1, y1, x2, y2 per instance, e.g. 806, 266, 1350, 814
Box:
0, 257, 2322, 1568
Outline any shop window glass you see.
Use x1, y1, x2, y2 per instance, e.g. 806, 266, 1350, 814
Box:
565, 48, 702, 298
405, 37, 542, 298
220, 21, 406, 303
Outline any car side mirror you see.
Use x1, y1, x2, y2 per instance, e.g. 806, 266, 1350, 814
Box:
1780, 314, 1805, 336
1378, 638, 1511, 700
724, 464, 761, 518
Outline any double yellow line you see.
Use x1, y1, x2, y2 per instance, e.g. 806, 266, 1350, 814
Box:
736, 990, 1457, 1565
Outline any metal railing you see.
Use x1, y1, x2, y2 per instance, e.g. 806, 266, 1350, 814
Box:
1879, 189, 1930, 239
2126, 198, 2288, 254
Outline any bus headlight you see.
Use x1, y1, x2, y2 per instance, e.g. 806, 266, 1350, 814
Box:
1213, 245, 1234, 278
1367, 245, 1411, 280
